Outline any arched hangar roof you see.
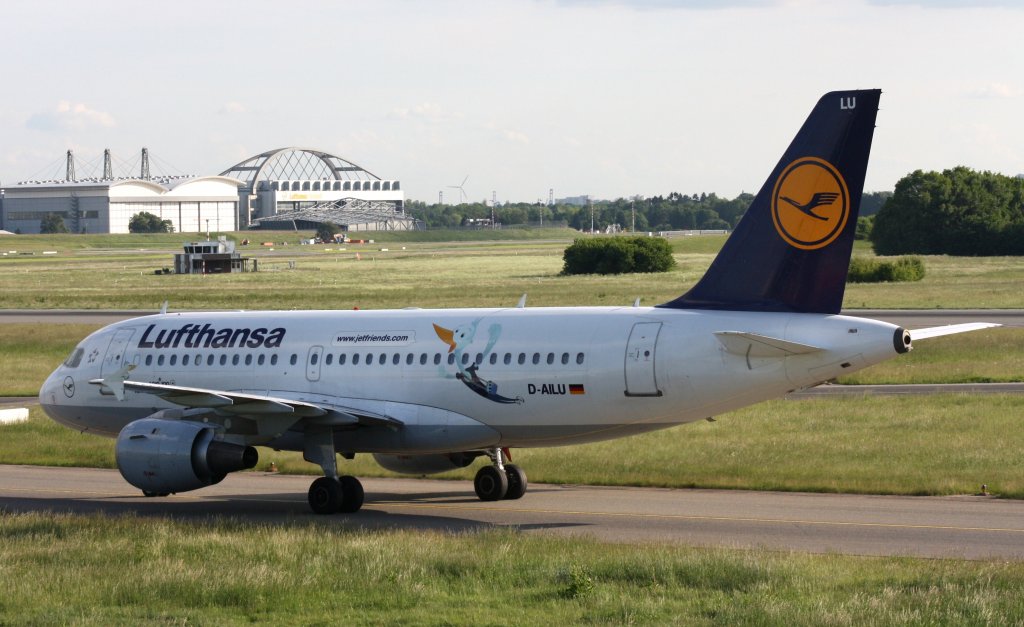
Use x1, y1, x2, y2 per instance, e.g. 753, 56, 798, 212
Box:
220, 147, 381, 189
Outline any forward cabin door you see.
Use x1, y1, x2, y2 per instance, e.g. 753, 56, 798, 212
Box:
306, 345, 324, 382
101, 329, 136, 377
624, 322, 662, 397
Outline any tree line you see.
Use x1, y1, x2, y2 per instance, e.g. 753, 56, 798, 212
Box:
407, 191, 893, 234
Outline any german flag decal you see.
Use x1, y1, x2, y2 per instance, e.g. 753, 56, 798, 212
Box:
569, 384, 585, 395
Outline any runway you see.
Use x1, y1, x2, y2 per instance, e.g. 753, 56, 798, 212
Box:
3, 464, 1024, 560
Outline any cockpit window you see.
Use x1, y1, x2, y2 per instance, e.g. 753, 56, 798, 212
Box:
63, 347, 85, 368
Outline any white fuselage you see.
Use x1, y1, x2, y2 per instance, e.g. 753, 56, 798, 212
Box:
39, 307, 904, 454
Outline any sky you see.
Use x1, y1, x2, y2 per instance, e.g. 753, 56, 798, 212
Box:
2, 0, 1023, 203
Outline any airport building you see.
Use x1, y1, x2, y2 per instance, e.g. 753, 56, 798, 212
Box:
1, 147, 420, 234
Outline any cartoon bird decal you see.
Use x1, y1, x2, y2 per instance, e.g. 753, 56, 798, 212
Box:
433, 323, 475, 353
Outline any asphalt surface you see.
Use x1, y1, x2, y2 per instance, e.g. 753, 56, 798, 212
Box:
2, 464, 1023, 560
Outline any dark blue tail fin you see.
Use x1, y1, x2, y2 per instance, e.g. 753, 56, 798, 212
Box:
660, 89, 880, 314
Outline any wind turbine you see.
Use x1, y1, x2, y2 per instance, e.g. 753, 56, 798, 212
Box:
448, 175, 469, 203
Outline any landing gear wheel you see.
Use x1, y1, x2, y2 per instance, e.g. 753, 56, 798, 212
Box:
339, 475, 364, 513
503, 464, 527, 500
308, 476, 343, 514
474, 465, 509, 501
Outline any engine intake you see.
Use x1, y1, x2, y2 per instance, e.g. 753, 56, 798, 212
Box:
116, 418, 257, 494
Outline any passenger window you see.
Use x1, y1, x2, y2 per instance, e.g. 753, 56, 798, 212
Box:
311, 353, 319, 365
183, 355, 191, 366
379, 354, 387, 365
271, 354, 278, 366
532, 353, 540, 365
258, 354, 266, 366
232, 354, 239, 366
290, 354, 297, 366
338, 354, 346, 365
366, 353, 373, 365
158, 355, 165, 366
434, 353, 441, 365
461, 353, 470, 365
489, 353, 497, 365
448, 354, 455, 365
576, 352, 585, 365
207, 355, 214, 366
220, 354, 227, 366
353, 354, 361, 365
145, 355, 153, 366
419, 353, 427, 365
393, 354, 401, 365
518, 353, 526, 365
503, 353, 511, 365
405, 354, 413, 365
475, 353, 483, 365
547, 353, 554, 365
561, 352, 569, 365
245, 354, 253, 366
326, 354, 333, 366
170, 355, 177, 366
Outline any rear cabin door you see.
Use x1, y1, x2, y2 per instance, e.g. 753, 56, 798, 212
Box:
624, 322, 662, 397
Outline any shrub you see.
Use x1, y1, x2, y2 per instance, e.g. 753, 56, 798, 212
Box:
562, 236, 676, 275
848, 256, 925, 283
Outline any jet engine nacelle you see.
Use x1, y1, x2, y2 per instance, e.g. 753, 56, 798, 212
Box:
115, 418, 258, 494
373, 452, 479, 475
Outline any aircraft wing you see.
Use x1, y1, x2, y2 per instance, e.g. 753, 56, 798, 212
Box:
89, 377, 402, 429
909, 322, 1001, 341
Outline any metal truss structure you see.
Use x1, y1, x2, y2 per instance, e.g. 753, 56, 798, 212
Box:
250, 198, 422, 231
220, 147, 380, 188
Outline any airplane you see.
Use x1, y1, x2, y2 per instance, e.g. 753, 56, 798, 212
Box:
39, 89, 998, 515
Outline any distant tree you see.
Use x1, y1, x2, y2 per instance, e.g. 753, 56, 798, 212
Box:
129, 212, 174, 233
855, 216, 874, 240
40, 213, 69, 234
872, 167, 1024, 255
316, 221, 342, 242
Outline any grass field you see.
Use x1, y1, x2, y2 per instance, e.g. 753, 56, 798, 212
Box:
2, 231, 1022, 309
3, 512, 1022, 625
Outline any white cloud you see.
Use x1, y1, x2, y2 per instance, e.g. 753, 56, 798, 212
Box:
388, 102, 451, 122
968, 83, 1023, 99
25, 101, 115, 132
502, 129, 530, 144
219, 101, 248, 114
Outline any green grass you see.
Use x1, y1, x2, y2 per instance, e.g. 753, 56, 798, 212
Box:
9, 394, 1024, 498
3, 231, 1023, 309
838, 327, 1024, 384
2, 511, 1024, 625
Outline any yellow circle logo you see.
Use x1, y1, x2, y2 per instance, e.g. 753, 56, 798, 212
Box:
771, 157, 850, 250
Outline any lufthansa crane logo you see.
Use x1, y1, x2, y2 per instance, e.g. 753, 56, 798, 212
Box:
771, 157, 849, 250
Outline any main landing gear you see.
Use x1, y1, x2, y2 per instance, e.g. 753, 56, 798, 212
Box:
304, 426, 364, 514
474, 448, 527, 501
308, 474, 364, 515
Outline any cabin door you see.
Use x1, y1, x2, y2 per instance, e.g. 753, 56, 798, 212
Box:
306, 345, 324, 382
101, 329, 136, 377
624, 322, 662, 397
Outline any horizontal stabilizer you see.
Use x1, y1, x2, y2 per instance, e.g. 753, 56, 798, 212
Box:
910, 322, 1001, 341
714, 331, 824, 357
